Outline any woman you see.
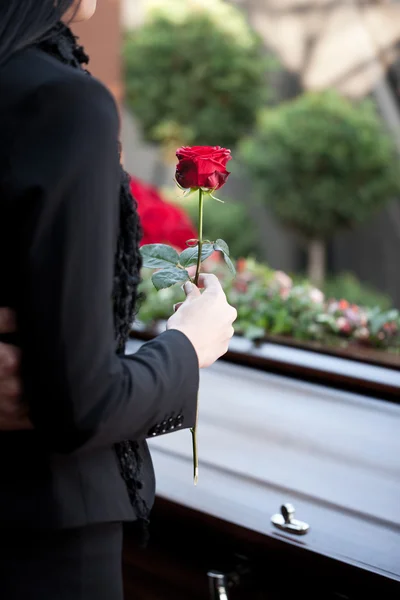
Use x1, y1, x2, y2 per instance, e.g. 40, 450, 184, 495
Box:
0, 1, 236, 598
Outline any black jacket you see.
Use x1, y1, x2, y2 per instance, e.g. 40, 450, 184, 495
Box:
0, 46, 199, 529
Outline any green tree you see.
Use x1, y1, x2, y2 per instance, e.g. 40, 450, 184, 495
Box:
123, 1, 275, 153
240, 90, 400, 286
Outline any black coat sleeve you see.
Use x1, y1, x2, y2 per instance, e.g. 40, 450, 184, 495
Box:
10, 76, 199, 453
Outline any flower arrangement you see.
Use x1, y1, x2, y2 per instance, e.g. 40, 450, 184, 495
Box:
137, 258, 400, 354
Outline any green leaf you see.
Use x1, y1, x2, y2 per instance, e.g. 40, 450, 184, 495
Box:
271, 308, 291, 335
223, 254, 237, 276
244, 324, 265, 340
214, 239, 230, 256
182, 188, 198, 198
179, 244, 214, 268
213, 239, 236, 276
209, 192, 224, 203
140, 244, 179, 269
152, 267, 190, 291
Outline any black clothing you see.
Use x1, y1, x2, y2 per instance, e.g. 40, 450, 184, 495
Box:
0, 43, 199, 530
0, 523, 124, 599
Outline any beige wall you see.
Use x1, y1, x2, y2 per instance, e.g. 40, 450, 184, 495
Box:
235, 0, 400, 98
72, 0, 123, 104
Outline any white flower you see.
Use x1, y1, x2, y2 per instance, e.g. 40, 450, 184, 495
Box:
309, 288, 325, 304
336, 317, 351, 333
273, 271, 293, 289
354, 327, 369, 341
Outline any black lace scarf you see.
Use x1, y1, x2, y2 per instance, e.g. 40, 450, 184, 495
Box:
37, 23, 150, 534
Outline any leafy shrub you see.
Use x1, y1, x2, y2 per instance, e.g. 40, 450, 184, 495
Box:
323, 273, 392, 311
124, 0, 274, 151
240, 90, 400, 284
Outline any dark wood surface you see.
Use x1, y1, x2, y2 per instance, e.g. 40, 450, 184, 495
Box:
123, 337, 400, 598
123, 499, 400, 600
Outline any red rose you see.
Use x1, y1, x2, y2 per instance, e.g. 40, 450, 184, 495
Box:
175, 146, 232, 191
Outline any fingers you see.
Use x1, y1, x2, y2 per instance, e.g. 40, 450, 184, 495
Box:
0, 343, 20, 377
186, 266, 197, 278
183, 281, 201, 299
0, 309, 16, 334
197, 273, 223, 295
173, 302, 183, 312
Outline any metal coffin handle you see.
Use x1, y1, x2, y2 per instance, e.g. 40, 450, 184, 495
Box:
208, 571, 230, 600
271, 503, 310, 535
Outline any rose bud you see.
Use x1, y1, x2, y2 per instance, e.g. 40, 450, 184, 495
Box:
175, 145, 232, 192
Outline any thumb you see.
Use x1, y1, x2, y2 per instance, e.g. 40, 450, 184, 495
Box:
183, 281, 201, 300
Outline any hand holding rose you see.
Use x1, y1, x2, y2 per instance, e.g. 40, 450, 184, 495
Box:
168, 274, 236, 369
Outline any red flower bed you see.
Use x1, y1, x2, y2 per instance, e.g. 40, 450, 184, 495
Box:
130, 176, 198, 251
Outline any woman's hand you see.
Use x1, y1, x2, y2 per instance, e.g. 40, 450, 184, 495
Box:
167, 274, 237, 369
0, 309, 32, 430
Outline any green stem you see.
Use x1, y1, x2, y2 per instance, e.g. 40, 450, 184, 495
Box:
191, 425, 198, 485
194, 189, 204, 286
191, 188, 203, 485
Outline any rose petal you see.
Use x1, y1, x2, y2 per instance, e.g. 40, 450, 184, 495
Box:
192, 156, 227, 176
204, 170, 230, 190
175, 159, 201, 189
